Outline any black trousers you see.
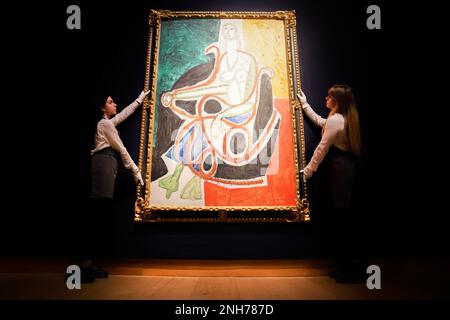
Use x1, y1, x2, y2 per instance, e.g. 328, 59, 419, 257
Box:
80, 197, 115, 261
328, 146, 355, 209
83, 147, 120, 261
91, 147, 119, 199
324, 146, 362, 266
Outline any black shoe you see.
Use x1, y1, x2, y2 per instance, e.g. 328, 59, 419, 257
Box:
80, 267, 97, 283
90, 265, 109, 278
329, 268, 345, 278
64, 267, 95, 283
334, 271, 366, 284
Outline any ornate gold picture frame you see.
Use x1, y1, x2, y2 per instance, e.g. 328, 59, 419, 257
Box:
135, 9, 309, 222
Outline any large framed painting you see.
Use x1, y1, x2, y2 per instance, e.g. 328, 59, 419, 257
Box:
134, 10, 309, 222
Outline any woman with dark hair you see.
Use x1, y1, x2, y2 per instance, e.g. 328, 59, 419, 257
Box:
78, 90, 149, 283
91, 91, 149, 197
298, 84, 364, 283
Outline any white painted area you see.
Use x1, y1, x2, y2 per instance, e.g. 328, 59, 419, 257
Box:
149, 155, 205, 207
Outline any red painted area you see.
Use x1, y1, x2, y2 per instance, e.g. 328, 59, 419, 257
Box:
204, 98, 297, 206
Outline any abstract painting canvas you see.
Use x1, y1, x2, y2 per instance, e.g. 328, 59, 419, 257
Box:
135, 10, 309, 222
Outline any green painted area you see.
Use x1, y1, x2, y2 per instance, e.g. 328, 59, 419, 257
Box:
181, 175, 202, 200
152, 19, 220, 146
158, 163, 184, 199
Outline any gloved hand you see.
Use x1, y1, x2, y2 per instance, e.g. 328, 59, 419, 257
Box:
300, 166, 313, 182
133, 169, 144, 186
296, 90, 308, 108
136, 90, 151, 105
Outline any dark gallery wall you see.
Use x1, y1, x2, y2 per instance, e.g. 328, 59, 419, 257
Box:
1, 0, 444, 258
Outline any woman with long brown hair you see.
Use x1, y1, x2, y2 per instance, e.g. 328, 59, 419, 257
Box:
298, 84, 364, 283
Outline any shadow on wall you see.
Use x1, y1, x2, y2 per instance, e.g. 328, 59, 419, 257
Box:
111, 195, 316, 259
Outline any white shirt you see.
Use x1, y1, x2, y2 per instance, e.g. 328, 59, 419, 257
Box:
91, 101, 140, 173
303, 103, 350, 173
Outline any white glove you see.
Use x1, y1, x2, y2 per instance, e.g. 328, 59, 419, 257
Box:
136, 90, 150, 104
296, 90, 308, 108
300, 166, 313, 182
133, 170, 144, 186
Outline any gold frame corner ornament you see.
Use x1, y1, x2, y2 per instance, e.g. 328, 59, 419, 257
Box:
135, 10, 309, 223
